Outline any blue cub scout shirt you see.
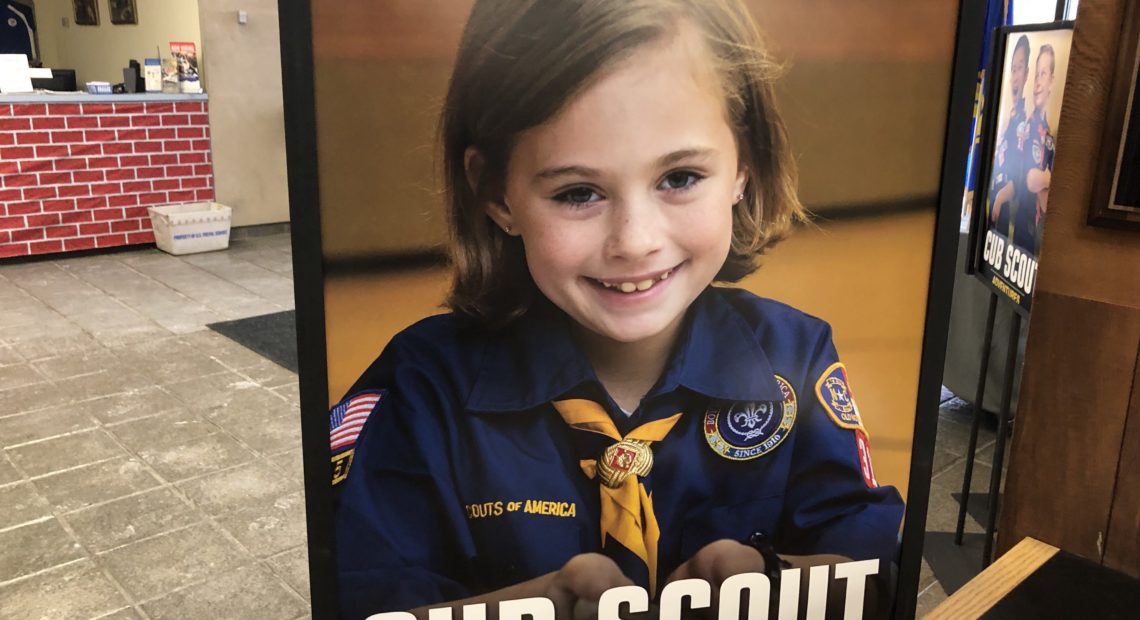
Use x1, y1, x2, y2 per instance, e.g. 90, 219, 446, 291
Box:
1011, 108, 1053, 254
332, 288, 904, 618
992, 97, 1027, 239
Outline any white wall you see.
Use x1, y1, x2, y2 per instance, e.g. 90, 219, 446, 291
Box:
26, 0, 289, 227
198, 0, 289, 226
30, 0, 201, 85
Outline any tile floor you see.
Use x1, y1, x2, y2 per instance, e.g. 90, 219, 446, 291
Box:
915, 395, 1000, 616
0, 234, 308, 620
0, 233, 999, 619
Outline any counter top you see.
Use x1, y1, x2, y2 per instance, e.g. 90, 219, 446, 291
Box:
926, 537, 1140, 619
0, 92, 208, 104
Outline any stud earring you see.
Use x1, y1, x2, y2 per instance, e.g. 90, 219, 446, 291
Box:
504, 225, 512, 234
735, 193, 745, 204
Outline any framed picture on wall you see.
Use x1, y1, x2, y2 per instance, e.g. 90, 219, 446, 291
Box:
1088, 1, 1140, 230
109, 0, 138, 26
72, 0, 98, 26
969, 22, 1075, 315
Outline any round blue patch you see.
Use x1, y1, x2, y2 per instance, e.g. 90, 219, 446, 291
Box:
704, 376, 797, 461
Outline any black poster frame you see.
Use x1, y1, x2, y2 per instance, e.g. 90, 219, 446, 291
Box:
278, 0, 337, 616
966, 20, 1075, 316
277, 1, 983, 618
898, 0, 989, 614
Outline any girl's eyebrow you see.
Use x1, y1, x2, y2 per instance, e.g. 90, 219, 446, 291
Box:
535, 164, 600, 181
657, 147, 718, 167
534, 148, 718, 181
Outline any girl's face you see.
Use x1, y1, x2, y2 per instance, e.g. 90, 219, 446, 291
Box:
489, 28, 747, 350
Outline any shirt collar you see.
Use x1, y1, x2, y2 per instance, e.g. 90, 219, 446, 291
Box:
466, 298, 598, 412
651, 288, 782, 403
465, 288, 783, 413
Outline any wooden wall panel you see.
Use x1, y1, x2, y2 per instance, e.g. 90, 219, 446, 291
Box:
1034, 0, 1140, 309
1104, 351, 1140, 578
998, 0, 1140, 577
311, 0, 957, 63
309, 0, 956, 259
999, 292, 1140, 560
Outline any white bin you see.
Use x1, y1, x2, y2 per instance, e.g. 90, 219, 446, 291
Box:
148, 203, 232, 255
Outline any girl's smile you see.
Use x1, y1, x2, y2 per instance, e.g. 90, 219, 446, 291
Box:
589, 264, 679, 295
487, 24, 747, 350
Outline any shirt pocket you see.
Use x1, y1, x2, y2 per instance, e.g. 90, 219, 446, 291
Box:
471, 517, 586, 590
679, 495, 783, 560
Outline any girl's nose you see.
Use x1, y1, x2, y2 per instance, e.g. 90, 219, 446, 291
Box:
605, 198, 663, 260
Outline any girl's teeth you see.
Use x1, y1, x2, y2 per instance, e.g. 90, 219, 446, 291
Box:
601, 268, 673, 293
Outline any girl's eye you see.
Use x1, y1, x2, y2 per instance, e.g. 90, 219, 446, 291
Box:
659, 171, 704, 191
553, 186, 602, 207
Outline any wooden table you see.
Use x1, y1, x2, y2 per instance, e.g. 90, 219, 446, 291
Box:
926, 537, 1140, 619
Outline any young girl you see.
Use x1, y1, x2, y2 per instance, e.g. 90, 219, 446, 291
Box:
330, 1, 904, 617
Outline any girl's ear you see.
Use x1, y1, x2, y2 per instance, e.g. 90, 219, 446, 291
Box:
465, 147, 516, 234
734, 165, 749, 202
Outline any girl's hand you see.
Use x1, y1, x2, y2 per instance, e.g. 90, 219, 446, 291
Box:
665, 539, 766, 586
545, 553, 634, 620
666, 546, 868, 619
659, 540, 766, 619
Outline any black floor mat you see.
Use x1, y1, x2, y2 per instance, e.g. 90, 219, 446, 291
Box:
208, 310, 298, 373
952, 491, 994, 528
923, 531, 991, 595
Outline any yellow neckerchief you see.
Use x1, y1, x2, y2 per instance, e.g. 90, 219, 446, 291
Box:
552, 399, 683, 595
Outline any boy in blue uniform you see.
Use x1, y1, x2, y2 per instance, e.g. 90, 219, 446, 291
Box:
991, 41, 1057, 257
990, 35, 1031, 241
1012, 44, 1058, 255
330, 1, 904, 617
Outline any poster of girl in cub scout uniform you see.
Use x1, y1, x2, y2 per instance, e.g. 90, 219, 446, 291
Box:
974, 23, 1074, 314
286, 0, 968, 618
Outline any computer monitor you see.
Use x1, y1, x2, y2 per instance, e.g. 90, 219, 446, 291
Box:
31, 68, 77, 92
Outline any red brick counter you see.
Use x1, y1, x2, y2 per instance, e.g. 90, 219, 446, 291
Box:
0, 94, 213, 259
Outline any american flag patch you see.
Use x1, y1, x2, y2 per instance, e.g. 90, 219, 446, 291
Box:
329, 391, 383, 452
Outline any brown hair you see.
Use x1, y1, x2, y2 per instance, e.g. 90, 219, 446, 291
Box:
1037, 43, 1056, 75
441, 0, 804, 325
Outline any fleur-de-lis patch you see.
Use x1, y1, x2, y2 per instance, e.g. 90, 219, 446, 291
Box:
704, 376, 796, 461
